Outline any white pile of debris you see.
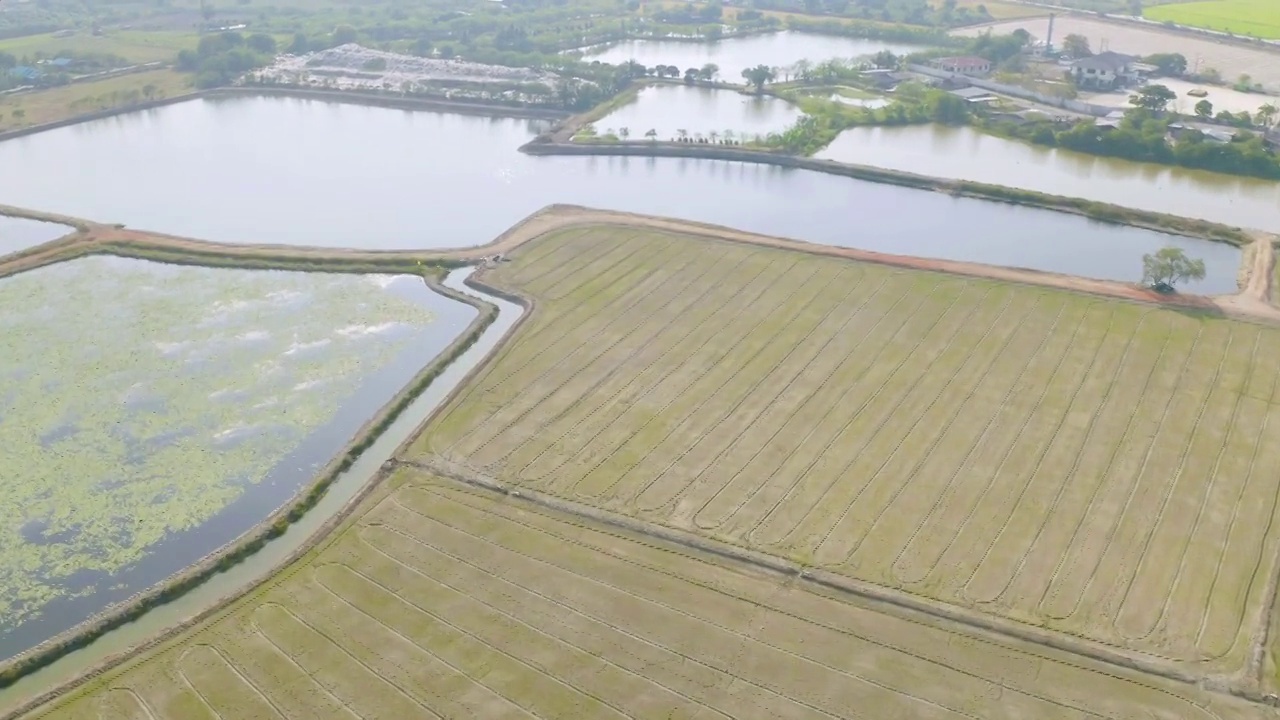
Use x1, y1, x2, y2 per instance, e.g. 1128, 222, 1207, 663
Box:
255, 44, 560, 89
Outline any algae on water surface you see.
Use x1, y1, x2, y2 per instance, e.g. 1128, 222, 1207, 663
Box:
0, 256, 469, 652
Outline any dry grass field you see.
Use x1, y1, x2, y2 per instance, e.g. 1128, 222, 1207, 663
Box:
22, 468, 1275, 720
415, 226, 1280, 678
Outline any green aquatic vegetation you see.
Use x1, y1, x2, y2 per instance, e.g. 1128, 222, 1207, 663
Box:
0, 257, 445, 630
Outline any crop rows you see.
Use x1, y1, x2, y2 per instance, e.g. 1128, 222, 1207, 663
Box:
419, 228, 1280, 673
31, 469, 1270, 719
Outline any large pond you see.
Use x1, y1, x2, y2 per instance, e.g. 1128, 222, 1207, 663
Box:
0, 257, 476, 659
0, 216, 70, 256
592, 85, 801, 141
0, 96, 1240, 293
816, 123, 1280, 236
579, 31, 929, 80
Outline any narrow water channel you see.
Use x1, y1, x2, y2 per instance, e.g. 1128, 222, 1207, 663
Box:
0, 267, 519, 716
816, 123, 1280, 234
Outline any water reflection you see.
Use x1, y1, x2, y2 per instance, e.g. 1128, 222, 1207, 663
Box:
817, 124, 1280, 231
0, 95, 1243, 293
580, 31, 928, 80
593, 85, 801, 140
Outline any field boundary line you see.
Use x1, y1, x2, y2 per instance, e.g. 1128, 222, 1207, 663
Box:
387, 490, 969, 720
353, 524, 736, 719
311, 560, 598, 720
567, 259, 819, 501
508, 250, 776, 483
413, 483, 1127, 720
688, 271, 884, 530
405, 457, 1271, 699
1115, 327, 1239, 644
822, 287, 1027, 564
1036, 315, 1194, 624
743, 281, 964, 547
478, 245, 762, 474
740, 279, 937, 547
889, 295, 1068, 585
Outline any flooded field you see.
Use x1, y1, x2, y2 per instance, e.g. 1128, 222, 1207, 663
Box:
817, 123, 1280, 236
0, 96, 1240, 292
0, 216, 70, 256
0, 257, 476, 659
579, 31, 929, 80
591, 85, 801, 141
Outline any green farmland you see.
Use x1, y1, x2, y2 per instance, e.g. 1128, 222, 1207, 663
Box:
1146, 0, 1280, 39
416, 226, 1280, 678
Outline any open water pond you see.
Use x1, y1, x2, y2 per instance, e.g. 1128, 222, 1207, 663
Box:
0, 256, 476, 659
0, 95, 1240, 292
578, 31, 929, 80
817, 123, 1280, 234
0, 216, 70, 256
591, 85, 801, 141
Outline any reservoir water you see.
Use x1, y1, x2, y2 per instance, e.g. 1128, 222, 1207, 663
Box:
0, 216, 70, 256
817, 123, 1280, 234
592, 84, 802, 141
0, 95, 1240, 293
0, 257, 476, 660
579, 31, 929, 80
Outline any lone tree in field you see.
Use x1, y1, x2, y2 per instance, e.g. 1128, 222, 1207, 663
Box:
1062, 33, 1092, 59
1142, 247, 1206, 291
741, 64, 776, 93
1130, 84, 1176, 112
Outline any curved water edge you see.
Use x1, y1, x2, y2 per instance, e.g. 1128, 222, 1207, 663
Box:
816, 124, 1280, 237
0, 216, 78, 258
0, 95, 1245, 294
0, 266, 523, 716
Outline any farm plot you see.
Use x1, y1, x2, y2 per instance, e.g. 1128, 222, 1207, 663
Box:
414, 226, 1280, 675
25, 468, 1274, 720
1145, 0, 1280, 40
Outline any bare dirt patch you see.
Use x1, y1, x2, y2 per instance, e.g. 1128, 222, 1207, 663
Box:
954, 15, 1280, 91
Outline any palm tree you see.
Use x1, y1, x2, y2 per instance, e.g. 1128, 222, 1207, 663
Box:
1257, 103, 1278, 128
619, 126, 630, 140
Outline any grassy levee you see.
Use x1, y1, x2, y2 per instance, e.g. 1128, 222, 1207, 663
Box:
0, 241, 497, 695
408, 226, 1280, 697
15, 466, 1275, 720
521, 139, 1252, 245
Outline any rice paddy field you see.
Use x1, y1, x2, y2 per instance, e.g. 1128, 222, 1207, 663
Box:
413, 226, 1280, 679
0, 257, 475, 659
1145, 0, 1280, 39
21, 466, 1273, 720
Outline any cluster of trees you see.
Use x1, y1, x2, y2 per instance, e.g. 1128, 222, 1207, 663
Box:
727, 0, 991, 26
765, 85, 971, 153
176, 31, 278, 88
996, 108, 1280, 180
1129, 83, 1279, 130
